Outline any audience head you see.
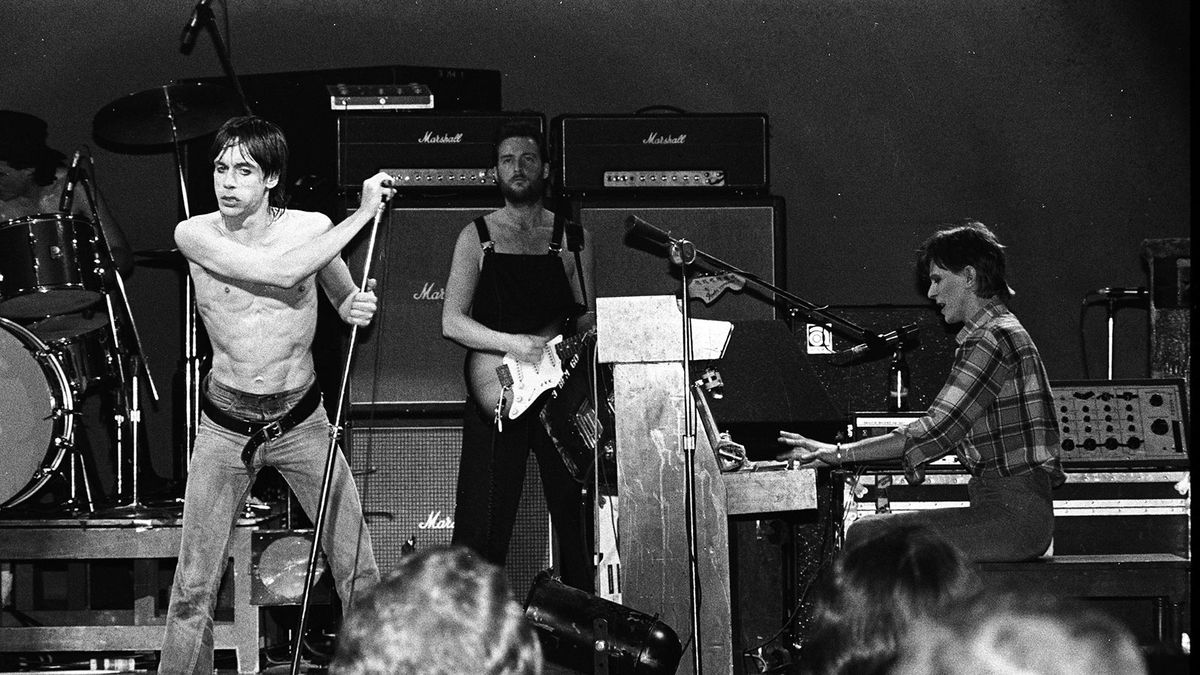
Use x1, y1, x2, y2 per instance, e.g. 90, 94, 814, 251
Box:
893, 589, 1147, 675
801, 523, 981, 675
917, 219, 1014, 301
331, 545, 542, 675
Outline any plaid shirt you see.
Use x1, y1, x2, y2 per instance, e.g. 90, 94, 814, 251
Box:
899, 299, 1065, 486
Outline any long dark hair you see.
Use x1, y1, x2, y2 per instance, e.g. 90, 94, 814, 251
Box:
210, 115, 289, 212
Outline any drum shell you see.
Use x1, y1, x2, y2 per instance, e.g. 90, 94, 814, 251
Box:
30, 310, 115, 396
0, 214, 103, 318
0, 316, 75, 509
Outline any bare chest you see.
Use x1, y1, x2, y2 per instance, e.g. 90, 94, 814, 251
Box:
192, 265, 315, 315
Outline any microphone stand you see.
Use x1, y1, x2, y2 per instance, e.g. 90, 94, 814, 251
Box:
669, 238, 704, 675
195, 2, 253, 116
289, 197, 390, 675
625, 218, 882, 352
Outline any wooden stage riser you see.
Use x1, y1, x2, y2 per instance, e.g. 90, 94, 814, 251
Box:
0, 521, 261, 675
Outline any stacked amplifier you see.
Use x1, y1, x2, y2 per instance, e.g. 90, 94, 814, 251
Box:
553, 112, 781, 324
334, 106, 553, 592
337, 110, 545, 195
554, 113, 769, 195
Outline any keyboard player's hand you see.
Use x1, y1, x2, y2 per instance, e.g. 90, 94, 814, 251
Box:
778, 430, 842, 468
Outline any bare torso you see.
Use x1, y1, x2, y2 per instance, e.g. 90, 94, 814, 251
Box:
188, 209, 328, 393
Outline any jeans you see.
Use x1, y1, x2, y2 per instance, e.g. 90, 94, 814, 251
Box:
159, 377, 378, 674
846, 470, 1055, 562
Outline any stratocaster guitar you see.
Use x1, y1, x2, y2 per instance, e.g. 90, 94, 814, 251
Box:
466, 327, 595, 422
689, 271, 747, 305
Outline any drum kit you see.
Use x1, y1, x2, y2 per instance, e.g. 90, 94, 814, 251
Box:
0, 81, 243, 516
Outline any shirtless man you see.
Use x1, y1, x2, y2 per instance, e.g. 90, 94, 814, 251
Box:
159, 116, 394, 674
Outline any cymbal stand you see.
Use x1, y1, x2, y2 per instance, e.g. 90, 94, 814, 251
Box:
147, 84, 205, 470
80, 170, 160, 513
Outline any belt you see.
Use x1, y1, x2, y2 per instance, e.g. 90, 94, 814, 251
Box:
201, 381, 323, 465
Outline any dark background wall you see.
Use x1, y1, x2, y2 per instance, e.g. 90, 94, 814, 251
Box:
2, 0, 1189, 482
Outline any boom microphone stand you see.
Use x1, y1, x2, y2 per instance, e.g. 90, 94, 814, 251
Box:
624, 216, 891, 358
289, 195, 391, 675
668, 236, 705, 675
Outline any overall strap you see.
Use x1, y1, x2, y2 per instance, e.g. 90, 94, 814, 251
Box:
473, 216, 494, 253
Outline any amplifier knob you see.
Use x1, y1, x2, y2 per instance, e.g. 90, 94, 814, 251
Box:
1150, 419, 1170, 435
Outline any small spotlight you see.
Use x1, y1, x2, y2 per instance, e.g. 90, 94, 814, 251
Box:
524, 571, 682, 674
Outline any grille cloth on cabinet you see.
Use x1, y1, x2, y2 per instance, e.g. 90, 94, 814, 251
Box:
349, 424, 551, 594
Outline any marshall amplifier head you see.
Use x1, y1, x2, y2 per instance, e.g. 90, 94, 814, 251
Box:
554, 113, 769, 195
336, 111, 545, 192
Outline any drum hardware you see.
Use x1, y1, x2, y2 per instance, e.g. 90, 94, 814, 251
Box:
58, 438, 98, 515
90, 81, 242, 513
64, 167, 162, 518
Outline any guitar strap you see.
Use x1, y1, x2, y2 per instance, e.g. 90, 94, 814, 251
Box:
565, 218, 588, 307
551, 214, 589, 310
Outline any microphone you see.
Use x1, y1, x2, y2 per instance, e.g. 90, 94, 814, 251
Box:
1093, 287, 1148, 298
834, 323, 919, 359
625, 214, 674, 248
58, 147, 86, 213
180, 0, 214, 54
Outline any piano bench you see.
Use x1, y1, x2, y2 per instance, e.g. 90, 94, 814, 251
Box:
975, 553, 1190, 648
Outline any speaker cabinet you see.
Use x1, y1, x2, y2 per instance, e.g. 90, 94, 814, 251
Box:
347, 423, 551, 593
571, 197, 785, 321
346, 200, 500, 409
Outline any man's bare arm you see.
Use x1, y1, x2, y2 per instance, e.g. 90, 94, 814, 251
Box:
176, 172, 393, 288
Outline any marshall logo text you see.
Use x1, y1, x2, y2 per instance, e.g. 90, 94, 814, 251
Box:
413, 282, 445, 301
418, 510, 454, 530
418, 131, 465, 144
642, 132, 687, 145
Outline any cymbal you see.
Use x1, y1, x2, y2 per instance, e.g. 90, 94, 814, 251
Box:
93, 82, 244, 147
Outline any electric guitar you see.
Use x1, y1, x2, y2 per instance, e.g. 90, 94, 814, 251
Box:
689, 271, 747, 305
465, 326, 595, 422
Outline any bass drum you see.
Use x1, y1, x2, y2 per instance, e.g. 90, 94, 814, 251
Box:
0, 316, 75, 509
